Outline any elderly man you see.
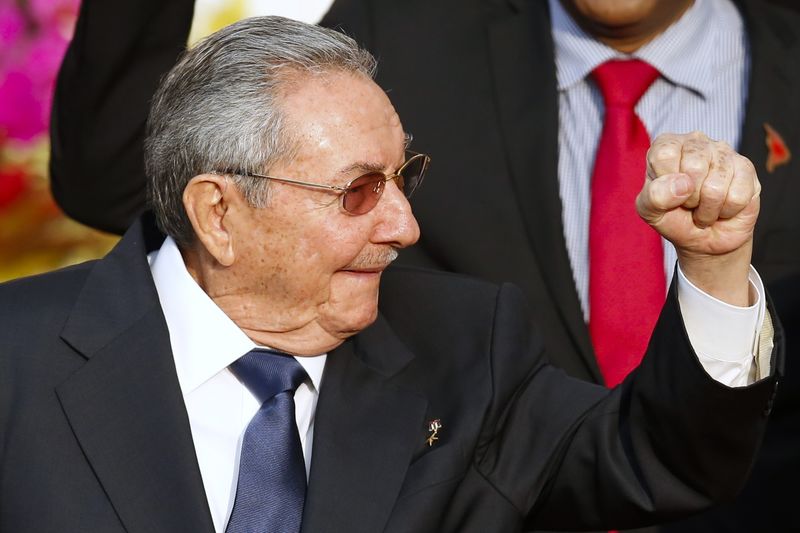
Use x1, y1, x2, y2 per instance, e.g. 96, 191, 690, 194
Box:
1, 17, 780, 533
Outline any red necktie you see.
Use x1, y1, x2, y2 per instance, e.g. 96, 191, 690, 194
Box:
589, 59, 664, 388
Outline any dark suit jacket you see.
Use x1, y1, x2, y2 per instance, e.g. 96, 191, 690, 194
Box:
49, 0, 800, 530
0, 220, 783, 532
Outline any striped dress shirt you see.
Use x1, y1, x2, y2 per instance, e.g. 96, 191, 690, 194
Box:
549, 0, 750, 320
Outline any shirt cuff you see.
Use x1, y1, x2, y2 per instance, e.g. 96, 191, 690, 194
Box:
676, 264, 767, 387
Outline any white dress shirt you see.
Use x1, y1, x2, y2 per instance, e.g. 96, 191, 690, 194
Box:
549, 0, 749, 320
149, 238, 325, 533
149, 235, 768, 532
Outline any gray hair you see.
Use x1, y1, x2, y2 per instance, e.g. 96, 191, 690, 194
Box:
144, 16, 377, 246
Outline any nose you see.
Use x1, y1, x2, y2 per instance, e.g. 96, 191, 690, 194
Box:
371, 181, 420, 248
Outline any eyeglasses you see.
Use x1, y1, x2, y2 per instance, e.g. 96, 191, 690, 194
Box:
221, 151, 430, 215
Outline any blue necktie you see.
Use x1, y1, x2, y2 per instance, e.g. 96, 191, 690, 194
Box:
226, 349, 308, 533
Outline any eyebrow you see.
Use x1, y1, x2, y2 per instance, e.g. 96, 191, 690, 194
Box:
339, 161, 386, 175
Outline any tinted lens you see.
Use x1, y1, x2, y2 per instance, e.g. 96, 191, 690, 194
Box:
342, 173, 385, 214
398, 153, 429, 198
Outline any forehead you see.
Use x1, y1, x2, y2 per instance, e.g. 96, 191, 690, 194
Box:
279, 70, 405, 172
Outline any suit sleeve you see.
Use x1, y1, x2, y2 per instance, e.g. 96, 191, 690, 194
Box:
475, 282, 782, 531
49, 0, 195, 234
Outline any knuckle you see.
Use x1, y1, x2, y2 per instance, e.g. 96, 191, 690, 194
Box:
639, 181, 656, 203
739, 156, 757, 177
688, 130, 709, 142
682, 156, 708, 175
682, 138, 712, 161
700, 178, 726, 204
649, 190, 665, 209
652, 182, 674, 208
650, 141, 681, 163
725, 186, 751, 209
713, 151, 732, 175
683, 138, 705, 151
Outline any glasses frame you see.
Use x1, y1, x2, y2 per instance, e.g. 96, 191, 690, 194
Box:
220, 150, 430, 215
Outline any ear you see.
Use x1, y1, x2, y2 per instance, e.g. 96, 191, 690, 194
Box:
183, 174, 238, 266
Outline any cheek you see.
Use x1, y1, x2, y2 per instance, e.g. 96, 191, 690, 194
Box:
294, 235, 340, 274
303, 226, 371, 270
277, 240, 332, 300
248, 206, 374, 298
280, 232, 363, 303
236, 226, 327, 300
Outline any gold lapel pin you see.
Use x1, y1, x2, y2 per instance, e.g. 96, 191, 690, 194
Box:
426, 419, 442, 447
764, 123, 791, 173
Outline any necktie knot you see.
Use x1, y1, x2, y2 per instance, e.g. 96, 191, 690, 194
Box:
592, 59, 659, 108
230, 349, 307, 404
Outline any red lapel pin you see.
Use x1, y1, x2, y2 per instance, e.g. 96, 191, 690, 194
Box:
764, 123, 791, 173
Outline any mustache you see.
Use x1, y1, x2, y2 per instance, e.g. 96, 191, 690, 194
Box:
345, 247, 399, 270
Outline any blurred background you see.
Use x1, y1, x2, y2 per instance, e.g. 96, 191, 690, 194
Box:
0, 0, 333, 282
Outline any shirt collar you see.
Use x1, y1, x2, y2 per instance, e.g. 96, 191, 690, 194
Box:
549, 0, 721, 98
149, 236, 326, 394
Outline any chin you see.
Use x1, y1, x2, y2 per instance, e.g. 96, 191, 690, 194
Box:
339, 305, 380, 335
571, 0, 659, 26
319, 290, 380, 337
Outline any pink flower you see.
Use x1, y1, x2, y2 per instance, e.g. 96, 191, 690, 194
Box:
0, 0, 79, 143
0, 71, 45, 141
0, 5, 23, 44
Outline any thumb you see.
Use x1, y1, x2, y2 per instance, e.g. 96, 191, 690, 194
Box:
637, 173, 695, 223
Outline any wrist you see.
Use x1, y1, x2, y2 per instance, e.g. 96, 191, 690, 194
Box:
677, 240, 753, 307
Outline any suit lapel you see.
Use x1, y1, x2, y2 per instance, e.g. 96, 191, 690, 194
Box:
737, 0, 799, 253
302, 316, 428, 533
57, 222, 214, 533
486, 0, 599, 379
